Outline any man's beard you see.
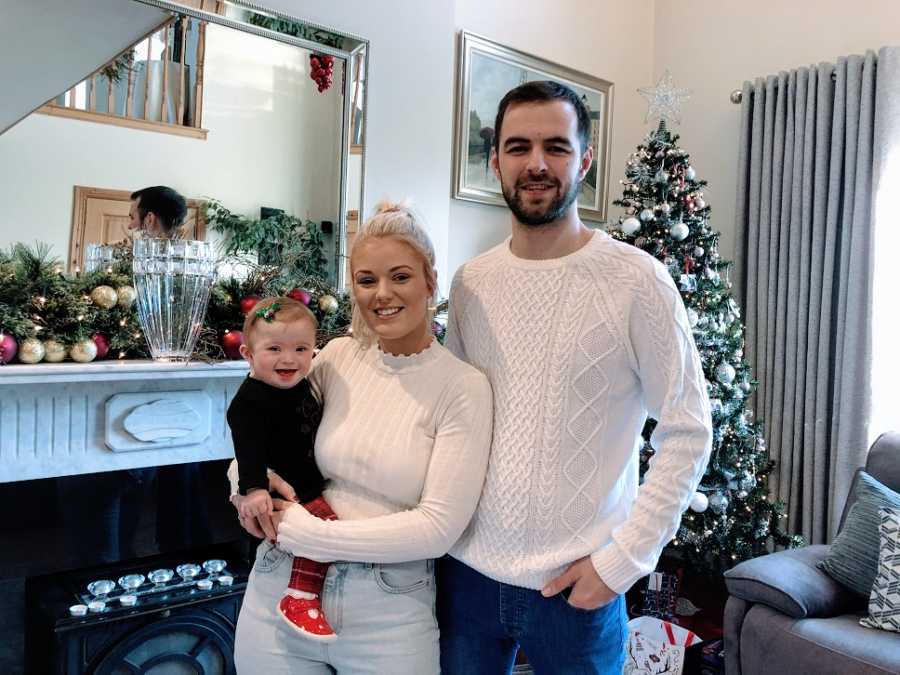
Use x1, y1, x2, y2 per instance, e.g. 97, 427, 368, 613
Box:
500, 174, 580, 227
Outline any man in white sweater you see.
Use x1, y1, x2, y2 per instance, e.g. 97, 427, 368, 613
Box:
439, 81, 712, 674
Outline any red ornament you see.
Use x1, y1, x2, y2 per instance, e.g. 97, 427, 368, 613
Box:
221, 330, 244, 359
0, 332, 17, 364
309, 53, 334, 92
92, 333, 110, 359
287, 288, 312, 306
240, 296, 261, 316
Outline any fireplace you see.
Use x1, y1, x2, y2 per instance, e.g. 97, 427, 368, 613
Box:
0, 360, 250, 673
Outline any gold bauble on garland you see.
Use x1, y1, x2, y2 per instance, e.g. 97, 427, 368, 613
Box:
318, 294, 339, 314
18, 338, 45, 364
43, 340, 67, 363
116, 285, 137, 308
70, 338, 98, 363
90, 285, 118, 309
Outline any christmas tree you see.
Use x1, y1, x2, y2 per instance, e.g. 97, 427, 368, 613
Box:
610, 76, 803, 574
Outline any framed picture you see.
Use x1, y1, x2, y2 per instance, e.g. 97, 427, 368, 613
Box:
452, 31, 614, 222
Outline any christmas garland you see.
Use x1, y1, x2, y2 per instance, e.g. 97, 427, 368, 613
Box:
0, 242, 350, 365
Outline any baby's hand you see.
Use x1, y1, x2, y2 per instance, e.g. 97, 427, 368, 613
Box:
238, 489, 273, 520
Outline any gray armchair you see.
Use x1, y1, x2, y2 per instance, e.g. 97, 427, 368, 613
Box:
723, 432, 900, 675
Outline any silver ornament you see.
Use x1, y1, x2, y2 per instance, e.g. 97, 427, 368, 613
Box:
116, 286, 137, 308
660, 202, 672, 215
740, 381, 752, 394
621, 216, 641, 236
708, 492, 729, 514
43, 340, 67, 363
18, 338, 45, 364
689, 491, 709, 513
709, 398, 723, 415
639, 208, 654, 222
693, 246, 704, 257
670, 222, 689, 241
685, 166, 696, 181
70, 338, 98, 363
739, 471, 757, 493
716, 363, 736, 384
694, 198, 706, 210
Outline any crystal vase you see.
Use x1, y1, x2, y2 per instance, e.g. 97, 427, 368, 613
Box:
132, 239, 215, 362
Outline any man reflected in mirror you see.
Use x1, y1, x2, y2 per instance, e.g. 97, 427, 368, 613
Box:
128, 185, 187, 238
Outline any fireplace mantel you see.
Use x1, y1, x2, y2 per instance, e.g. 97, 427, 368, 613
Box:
0, 359, 248, 482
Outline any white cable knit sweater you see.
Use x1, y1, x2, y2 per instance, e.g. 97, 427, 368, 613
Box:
270, 337, 494, 564
446, 230, 712, 594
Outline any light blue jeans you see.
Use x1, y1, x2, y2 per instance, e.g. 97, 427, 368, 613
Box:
234, 541, 439, 674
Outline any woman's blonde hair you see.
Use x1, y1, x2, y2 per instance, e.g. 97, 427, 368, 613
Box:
349, 200, 437, 346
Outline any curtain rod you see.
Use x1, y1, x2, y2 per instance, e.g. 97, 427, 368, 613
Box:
731, 70, 838, 104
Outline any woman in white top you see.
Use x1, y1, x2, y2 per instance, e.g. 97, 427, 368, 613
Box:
229, 201, 493, 674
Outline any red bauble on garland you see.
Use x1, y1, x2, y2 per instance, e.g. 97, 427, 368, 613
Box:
287, 288, 312, 306
240, 296, 261, 316
221, 330, 244, 359
309, 54, 334, 93
92, 333, 110, 359
0, 332, 18, 364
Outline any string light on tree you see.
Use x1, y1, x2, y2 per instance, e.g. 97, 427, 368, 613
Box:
610, 70, 802, 574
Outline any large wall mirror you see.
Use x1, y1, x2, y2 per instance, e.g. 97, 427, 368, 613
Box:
0, 0, 367, 289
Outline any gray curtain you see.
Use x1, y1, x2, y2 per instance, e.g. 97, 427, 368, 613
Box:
733, 49, 893, 544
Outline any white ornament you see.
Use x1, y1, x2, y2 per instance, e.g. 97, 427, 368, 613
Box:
43, 340, 67, 363
685, 166, 696, 181
687, 308, 699, 327
18, 338, 45, 364
716, 363, 736, 384
670, 222, 689, 241
694, 198, 706, 209
621, 217, 641, 236
689, 491, 709, 513
693, 246, 704, 257
70, 339, 98, 363
639, 208, 655, 222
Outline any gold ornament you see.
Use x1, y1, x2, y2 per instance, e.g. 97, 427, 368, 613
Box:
90, 285, 118, 309
318, 294, 339, 314
70, 338, 98, 363
18, 338, 45, 364
116, 286, 137, 308
43, 340, 67, 362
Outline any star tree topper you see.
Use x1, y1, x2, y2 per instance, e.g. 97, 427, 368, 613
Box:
638, 70, 692, 125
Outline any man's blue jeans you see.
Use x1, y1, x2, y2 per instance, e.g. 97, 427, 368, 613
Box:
437, 555, 627, 675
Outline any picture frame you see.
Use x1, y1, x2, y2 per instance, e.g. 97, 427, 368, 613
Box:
452, 31, 614, 222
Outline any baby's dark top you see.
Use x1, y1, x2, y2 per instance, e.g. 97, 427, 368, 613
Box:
227, 376, 324, 503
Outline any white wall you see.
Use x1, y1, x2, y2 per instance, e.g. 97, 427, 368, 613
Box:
654, 0, 900, 259
449, 0, 656, 275
0, 23, 342, 259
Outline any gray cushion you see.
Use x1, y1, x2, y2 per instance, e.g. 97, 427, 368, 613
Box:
860, 507, 900, 632
724, 545, 861, 618
819, 471, 900, 596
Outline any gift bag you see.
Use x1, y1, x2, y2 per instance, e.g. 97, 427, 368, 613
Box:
623, 616, 701, 675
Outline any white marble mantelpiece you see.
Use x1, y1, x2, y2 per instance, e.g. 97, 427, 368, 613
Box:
0, 359, 249, 482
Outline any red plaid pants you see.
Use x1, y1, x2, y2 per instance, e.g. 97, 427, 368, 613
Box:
288, 496, 338, 594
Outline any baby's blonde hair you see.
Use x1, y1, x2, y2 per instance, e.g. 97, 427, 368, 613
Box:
349, 200, 437, 346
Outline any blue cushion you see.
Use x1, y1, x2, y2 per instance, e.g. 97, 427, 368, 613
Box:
819, 471, 900, 596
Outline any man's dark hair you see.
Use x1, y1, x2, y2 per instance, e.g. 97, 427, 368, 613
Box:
131, 186, 188, 233
493, 80, 591, 154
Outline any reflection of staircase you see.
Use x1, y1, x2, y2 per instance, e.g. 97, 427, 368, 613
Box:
0, 0, 167, 134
